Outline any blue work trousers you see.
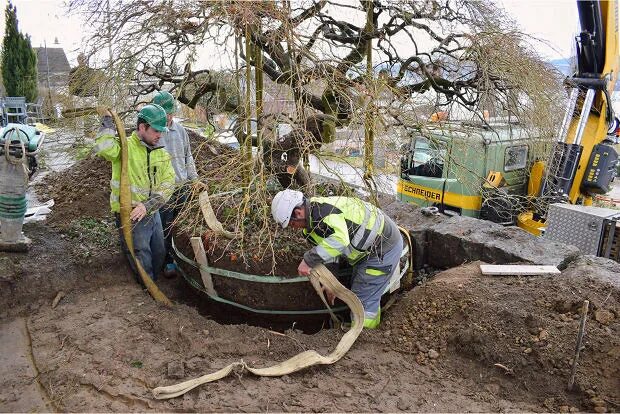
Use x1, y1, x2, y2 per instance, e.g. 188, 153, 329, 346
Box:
115, 211, 165, 283
351, 234, 404, 320
160, 186, 189, 265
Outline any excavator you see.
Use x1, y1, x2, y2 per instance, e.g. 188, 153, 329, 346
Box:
399, 0, 620, 260
516, 0, 620, 262
517, 0, 619, 235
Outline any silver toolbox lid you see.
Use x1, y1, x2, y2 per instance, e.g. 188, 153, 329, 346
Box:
544, 203, 620, 255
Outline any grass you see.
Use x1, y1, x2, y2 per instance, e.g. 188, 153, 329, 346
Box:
65, 217, 116, 255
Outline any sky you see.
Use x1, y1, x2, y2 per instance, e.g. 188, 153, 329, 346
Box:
500, 0, 579, 61
0, 0, 580, 66
0, 0, 84, 63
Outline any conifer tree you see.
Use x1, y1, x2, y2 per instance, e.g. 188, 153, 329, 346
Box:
1, 2, 38, 102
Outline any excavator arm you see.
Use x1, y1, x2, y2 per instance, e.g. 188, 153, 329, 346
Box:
519, 0, 619, 235
567, 0, 619, 202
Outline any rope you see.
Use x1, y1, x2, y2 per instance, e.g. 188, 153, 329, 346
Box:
152, 264, 364, 399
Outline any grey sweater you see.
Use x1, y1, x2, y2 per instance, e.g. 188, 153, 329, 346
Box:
158, 120, 198, 183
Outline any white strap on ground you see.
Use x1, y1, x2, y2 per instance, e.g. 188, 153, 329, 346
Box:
151, 264, 364, 399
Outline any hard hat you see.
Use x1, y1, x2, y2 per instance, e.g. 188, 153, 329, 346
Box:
138, 104, 169, 132
271, 189, 304, 228
152, 91, 176, 114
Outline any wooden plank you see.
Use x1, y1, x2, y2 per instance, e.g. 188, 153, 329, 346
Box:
480, 264, 560, 276
190, 236, 218, 296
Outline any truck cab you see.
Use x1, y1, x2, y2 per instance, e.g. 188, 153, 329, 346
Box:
398, 121, 548, 223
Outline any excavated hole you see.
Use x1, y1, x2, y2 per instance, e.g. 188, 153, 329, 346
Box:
167, 218, 565, 335
162, 271, 340, 334
165, 234, 442, 334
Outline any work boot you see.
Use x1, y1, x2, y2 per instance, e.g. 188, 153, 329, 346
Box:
363, 308, 381, 329
164, 262, 178, 279
340, 309, 381, 331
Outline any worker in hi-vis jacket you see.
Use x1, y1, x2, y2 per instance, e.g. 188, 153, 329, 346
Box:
271, 189, 403, 328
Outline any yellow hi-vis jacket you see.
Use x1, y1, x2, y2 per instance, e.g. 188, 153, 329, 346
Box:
303, 196, 385, 266
94, 131, 176, 214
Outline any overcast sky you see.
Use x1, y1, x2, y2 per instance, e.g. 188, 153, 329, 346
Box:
1, 0, 580, 66
501, 0, 579, 61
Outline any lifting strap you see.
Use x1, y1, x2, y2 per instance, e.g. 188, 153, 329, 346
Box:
198, 189, 238, 239
151, 263, 364, 399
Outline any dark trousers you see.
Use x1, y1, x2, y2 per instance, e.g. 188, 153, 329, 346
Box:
115, 211, 165, 282
159, 186, 189, 265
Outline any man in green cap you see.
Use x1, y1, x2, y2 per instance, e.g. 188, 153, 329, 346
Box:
94, 104, 176, 282
152, 90, 198, 277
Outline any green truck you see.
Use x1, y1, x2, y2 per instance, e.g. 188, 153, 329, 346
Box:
398, 121, 550, 224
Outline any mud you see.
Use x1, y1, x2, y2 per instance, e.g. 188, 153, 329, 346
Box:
1, 129, 619, 412
3, 231, 618, 412
34, 155, 110, 227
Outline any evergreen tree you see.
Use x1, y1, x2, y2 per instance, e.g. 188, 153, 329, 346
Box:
1, 2, 38, 102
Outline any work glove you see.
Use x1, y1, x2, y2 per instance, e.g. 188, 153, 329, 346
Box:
100, 116, 114, 130
96, 106, 114, 129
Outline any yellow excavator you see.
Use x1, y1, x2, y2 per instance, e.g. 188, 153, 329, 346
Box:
518, 0, 620, 236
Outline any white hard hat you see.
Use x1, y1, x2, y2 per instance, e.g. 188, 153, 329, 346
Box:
271, 189, 304, 228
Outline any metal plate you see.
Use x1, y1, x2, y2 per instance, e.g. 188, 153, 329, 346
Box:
544, 204, 620, 255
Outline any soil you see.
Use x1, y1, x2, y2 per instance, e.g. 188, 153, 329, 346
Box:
34, 155, 110, 227
1, 129, 619, 412
382, 260, 620, 412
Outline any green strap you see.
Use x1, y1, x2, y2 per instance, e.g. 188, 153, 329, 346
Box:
173, 238, 308, 283
176, 264, 348, 315
172, 238, 348, 315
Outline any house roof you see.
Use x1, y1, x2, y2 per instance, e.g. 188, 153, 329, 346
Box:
34, 47, 70, 74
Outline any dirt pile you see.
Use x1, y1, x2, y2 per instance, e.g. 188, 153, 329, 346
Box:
35, 155, 110, 227
380, 259, 620, 412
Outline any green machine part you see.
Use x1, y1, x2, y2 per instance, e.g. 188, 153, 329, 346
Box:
0, 123, 44, 152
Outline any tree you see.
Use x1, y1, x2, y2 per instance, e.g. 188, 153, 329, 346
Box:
1, 1, 38, 102
72, 0, 562, 142
69, 0, 566, 263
